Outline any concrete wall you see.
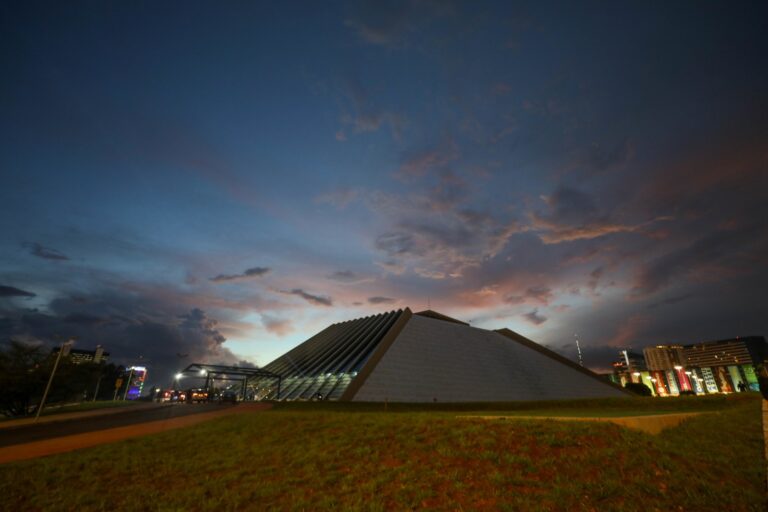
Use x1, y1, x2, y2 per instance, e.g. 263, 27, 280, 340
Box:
353, 315, 626, 402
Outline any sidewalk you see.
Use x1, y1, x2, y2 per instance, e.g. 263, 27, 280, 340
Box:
0, 402, 271, 464
0, 402, 169, 430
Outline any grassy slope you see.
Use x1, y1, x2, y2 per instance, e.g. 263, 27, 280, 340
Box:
0, 395, 764, 511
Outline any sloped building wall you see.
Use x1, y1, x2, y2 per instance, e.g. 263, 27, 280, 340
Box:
352, 315, 626, 402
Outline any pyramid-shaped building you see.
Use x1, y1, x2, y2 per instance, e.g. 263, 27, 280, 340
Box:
257, 308, 627, 402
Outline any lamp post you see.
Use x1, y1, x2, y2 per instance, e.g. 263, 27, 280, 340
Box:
35, 338, 74, 422
92, 373, 104, 402
122, 367, 135, 401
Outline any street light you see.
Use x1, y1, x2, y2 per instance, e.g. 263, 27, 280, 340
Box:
35, 338, 74, 422
122, 367, 135, 401
172, 372, 184, 392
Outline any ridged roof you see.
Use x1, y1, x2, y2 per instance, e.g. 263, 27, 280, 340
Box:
257, 307, 626, 401
262, 309, 404, 378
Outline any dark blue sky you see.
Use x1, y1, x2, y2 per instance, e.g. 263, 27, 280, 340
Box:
2, 1, 767, 384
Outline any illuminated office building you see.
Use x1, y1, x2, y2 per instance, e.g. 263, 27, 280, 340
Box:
614, 337, 767, 395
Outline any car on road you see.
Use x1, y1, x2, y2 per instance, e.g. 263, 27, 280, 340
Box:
219, 390, 238, 404
188, 389, 209, 403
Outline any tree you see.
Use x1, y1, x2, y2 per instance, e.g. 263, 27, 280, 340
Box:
0, 340, 125, 417
0, 340, 49, 417
624, 381, 652, 396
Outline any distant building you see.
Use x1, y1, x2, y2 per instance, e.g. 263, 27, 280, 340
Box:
52, 344, 109, 364
682, 337, 766, 368
611, 350, 651, 390
126, 366, 147, 399
643, 345, 684, 371
614, 336, 767, 396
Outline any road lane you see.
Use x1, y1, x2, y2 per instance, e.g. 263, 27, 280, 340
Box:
0, 403, 236, 447
0, 403, 271, 464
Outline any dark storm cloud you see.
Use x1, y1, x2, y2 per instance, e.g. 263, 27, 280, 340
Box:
178, 308, 226, 347
585, 138, 634, 174
337, 78, 406, 140
646, 293, 695, 310
504, 286, 553, 305
28, 242, 70, 261
0, 288, 251, 384
63, 313, 105, 326
344, 0, 454, 48
530, 185, 650, 244
368, 296, 396, 305
261, 315, 293, 336
0, 285, 36, 298
541, 186, 597, 221
345, 0, 414, 47
523, 309, 547, 325
396, 139, 459, 179
209, 266, 271, 283
281, 289, 332, 307
372, 207, 523, 279
327, 270, 369, 283
376, 232, 416, 256
633, 226, 760, 296
426, 170, 469, 212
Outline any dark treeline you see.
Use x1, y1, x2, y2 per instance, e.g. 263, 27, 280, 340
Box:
0, 340, 126, 417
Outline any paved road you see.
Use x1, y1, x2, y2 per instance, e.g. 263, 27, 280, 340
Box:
0, 403, 236, 447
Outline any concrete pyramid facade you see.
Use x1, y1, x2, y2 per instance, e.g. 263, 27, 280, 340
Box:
261, 308, 627, 402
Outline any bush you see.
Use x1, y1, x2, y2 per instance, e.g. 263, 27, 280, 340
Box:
624, 382, 652, 396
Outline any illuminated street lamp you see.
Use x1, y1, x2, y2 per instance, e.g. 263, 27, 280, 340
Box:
173, 372, 183, 391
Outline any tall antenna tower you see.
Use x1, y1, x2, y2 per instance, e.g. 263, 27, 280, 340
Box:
574, 333, 584, 367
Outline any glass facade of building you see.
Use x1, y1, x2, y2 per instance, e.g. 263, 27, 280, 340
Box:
257, 310, 404, 400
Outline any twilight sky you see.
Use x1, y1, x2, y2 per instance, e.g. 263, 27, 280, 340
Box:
1, 1, 767, 385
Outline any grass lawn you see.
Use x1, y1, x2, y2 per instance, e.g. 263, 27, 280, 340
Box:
0, 395, 764, 511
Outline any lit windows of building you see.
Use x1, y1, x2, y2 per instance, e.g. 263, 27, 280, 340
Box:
51, 344, 109, 364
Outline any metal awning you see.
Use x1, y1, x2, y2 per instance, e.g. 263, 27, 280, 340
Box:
180, 363, 280, 379
179, 363, 281, 400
